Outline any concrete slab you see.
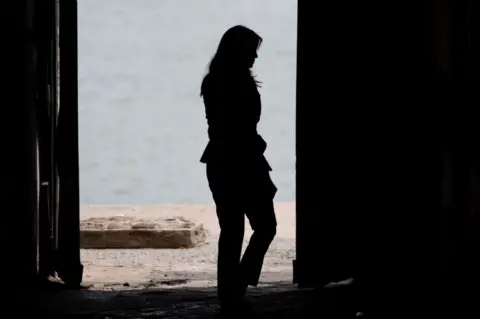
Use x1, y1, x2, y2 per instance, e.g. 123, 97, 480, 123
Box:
80, 216, 207, 249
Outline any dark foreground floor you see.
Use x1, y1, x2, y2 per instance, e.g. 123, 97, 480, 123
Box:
9, 278, 480, 318
12, 281, 361, 319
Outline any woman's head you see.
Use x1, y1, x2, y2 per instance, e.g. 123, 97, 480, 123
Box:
201, 25, 262, 96
208, 25, 262, 72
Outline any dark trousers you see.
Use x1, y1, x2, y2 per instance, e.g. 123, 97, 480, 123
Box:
206, 162, 277, 305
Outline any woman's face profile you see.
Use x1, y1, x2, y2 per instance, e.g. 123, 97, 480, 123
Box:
246, 50, 258, 68
239, 41, 259, 69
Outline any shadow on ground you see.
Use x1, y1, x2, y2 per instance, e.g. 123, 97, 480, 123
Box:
13, 280, 359, 318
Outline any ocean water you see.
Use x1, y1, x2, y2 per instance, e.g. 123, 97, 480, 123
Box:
78, 0, 297, 205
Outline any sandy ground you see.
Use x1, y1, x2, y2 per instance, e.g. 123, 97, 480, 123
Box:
81, 202, 296, 289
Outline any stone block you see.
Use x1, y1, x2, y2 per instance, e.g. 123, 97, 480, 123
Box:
80, 216, 207, 249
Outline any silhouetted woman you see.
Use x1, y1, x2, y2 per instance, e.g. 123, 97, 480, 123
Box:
200, 25, 277, 315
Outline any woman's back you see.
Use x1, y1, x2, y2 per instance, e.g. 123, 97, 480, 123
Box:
200, 72, 267, 167
202, 72, 260, 138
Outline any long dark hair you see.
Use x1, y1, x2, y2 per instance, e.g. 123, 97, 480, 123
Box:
200, 25, 262, 96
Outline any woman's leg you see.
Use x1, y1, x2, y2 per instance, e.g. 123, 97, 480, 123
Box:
241, 178, 277, 288
206, 164, 247, 307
